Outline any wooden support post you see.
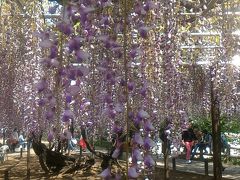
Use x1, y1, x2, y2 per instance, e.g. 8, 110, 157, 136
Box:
172, 158, 176, 171
20, 148, 23, 158
200, 147, 204, 160
80, 146, 82, 157
227, 147, 230, 156
26, 141, 30, 180
204, 159, 209, 176
26, 169, 30, 180
4, 169, 9, 180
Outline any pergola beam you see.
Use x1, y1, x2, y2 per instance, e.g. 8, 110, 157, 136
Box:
180, 11, 240, 16
180, 45, 222, 49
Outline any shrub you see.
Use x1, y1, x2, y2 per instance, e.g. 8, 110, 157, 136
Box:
190, 114, 240, 133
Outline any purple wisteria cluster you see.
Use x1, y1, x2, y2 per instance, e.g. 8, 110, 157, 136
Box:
36, 0, 160, 178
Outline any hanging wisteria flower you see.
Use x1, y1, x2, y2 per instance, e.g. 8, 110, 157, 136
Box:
100, 16, 110, 26
33, 0, 171, 179
39, 58, 51, 68
144, 154, 155, 169
132, 133, 144, 145
66, 5, 74, 18
144, 1, 157, 12
99, 167, 111, 179
134, 2, 144, 15
105, 72, 113, 80
104, 39, 112, 49
67, 85, 80, 96
45, 110, 54, 120
119, 79, 126, 86
80, 102, 89, 110
112, 47, 123, 59
133, 120, 142, 130
104, 93, 113, 104
139, 86, 147, 97
49, 45, 58, 58
47, 132, 54, 142
36, 79, 48, 92
38, 98, 47, 106
66, 93, 72, 103
114, 173, 122, 180
49, 97, 57, 107
132, 148, 143, 162
144, 136, 156, 150
46, 92, 53, 100
114, 22, 123, 34
97, 35, 109, 42
50, 59, 60, 68
127, 81, 135, 91
129, 47, 138, 59
81, 5, 95, 14
107, 108, 116, 119
144, 120, 155, 132
68, 37, 84, 53
68, 68, 76, 80
128, 166, 139, 178
76, 66, 89, 77
101, 0, 108, 3
138, 26, 149, 39
62, 109, 74, 122
75, 50, 90, 62
112, 147, 121, 158
137, 109, 150, 119
39, 39, 52, 48
115, 103, 123, 113
112, 121, 123, 134
62, 78, 71, 87
57, 22, 73, 36
128, 111, 135, 120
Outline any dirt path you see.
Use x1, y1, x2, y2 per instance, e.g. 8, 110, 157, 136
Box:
0, 150, 238, 180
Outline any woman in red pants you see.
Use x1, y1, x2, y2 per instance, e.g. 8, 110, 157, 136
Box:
182, 123, 197, 164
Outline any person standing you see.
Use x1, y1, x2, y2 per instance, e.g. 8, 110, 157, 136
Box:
18, 131, 25, 149
11, 128, 19, 152
79, 125, 87, 152
182, 123, 197, 164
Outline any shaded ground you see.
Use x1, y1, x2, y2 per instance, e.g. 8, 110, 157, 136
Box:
0, 150, 238, 180
155, 154, 240, 180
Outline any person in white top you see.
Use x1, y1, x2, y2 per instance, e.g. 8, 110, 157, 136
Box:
18, 131, 25, 149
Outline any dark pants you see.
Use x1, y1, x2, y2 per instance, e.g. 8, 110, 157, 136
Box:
191, 143, 207, 159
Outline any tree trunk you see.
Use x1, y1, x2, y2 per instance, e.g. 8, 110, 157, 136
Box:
163, 140, 170, 180
210, 72, 222, 180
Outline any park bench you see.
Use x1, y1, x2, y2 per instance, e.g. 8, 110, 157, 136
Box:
229, 146, 240, 156
171, 156, 211, 176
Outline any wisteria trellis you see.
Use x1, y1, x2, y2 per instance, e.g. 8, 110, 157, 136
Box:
35, 0, 171, 178
1, 0, 240, 179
